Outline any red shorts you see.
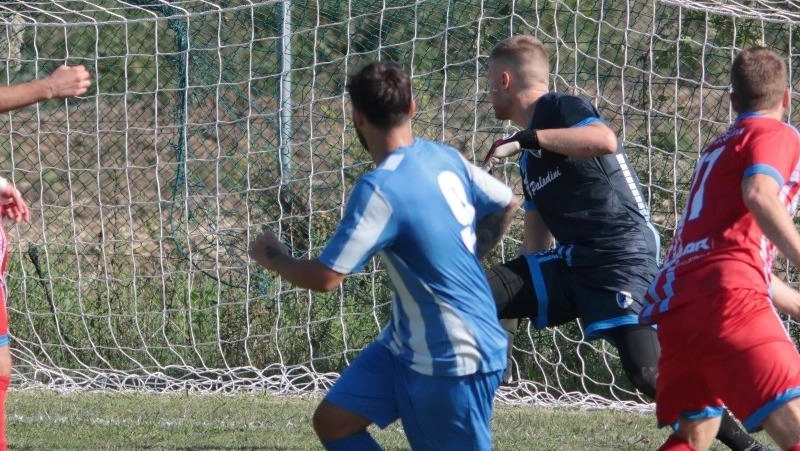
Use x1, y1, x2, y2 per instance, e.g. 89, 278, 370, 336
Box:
656, 288, 800, 432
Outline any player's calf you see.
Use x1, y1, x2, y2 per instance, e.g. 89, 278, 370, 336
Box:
761, 398, 800, 451
659, 416, 721, 451
659, 434, 699, 451
498, 318, 518, 384
0, 345, 11, 451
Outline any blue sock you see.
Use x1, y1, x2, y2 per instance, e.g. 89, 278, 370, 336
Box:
322, 430, 382, 451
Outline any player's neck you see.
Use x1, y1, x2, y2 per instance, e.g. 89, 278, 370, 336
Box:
513, 89, 547, 129
736, 108, 785, 122
366, 126, 415, 163
733, 93, 787, 121
756, 107, 786, 121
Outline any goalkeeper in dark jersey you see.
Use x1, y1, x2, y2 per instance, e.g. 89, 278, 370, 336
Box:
483, 35, 770, 451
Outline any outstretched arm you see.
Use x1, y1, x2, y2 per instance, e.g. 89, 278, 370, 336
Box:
475, 195, 521, 259
536, 122, 617, 158
248, 231, 346, 292
0, 65, 91, 113
482, 123, 617, 167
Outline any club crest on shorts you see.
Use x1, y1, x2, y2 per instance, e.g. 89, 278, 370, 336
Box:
525, 148, 542, 158
616, 291, 634, 309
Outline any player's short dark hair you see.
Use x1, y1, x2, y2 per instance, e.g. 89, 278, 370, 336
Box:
731, 47, 787, 112
346, 61, 412, 129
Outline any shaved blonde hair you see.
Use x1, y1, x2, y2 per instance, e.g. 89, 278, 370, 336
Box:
489, 35, 549, 87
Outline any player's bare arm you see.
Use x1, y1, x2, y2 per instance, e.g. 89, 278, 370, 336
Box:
248, 231, 345, 292
742, 173, 800, 267
475, 195, 521, 259
520, 209, 554, 255
0, 65, 91, 114
535, 122, 617, 158
483, 122, 617, 167
770, 276, 800, 321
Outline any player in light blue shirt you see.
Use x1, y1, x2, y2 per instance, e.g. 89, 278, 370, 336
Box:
249, 61, 519, 451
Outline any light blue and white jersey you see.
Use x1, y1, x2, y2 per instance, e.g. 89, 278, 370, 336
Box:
318, 138, 512, 377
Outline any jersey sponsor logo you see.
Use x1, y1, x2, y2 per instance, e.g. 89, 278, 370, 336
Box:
525, 168, 562, 196
675, 237, 711, 259
616, 291, 634, 309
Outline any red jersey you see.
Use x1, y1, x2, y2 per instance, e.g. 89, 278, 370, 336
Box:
641, 114, 800, 324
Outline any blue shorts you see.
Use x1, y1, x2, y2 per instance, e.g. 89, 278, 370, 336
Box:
325, 341, 503, 451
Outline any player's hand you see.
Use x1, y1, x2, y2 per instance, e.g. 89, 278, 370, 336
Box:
482, 129, 540, 170
45, 65, 91, 99
248, 231, 290, 271
482, 136, 521, 170
0, 178, 30, 223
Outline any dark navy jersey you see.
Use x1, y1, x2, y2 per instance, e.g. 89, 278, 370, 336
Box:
520, 92, 660, 297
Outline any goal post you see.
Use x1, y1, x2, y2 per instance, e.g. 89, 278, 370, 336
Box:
0, 0, 798, 410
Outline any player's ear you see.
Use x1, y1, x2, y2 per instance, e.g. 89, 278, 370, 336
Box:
408, 98, 416, 118
501, 71, 511, 90
352, 106, 366, 127
783, 87, 791, 109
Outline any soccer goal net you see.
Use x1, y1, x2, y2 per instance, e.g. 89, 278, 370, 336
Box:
1, 0, 799, 410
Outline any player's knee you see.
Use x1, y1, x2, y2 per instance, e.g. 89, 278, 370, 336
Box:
0, 347, 11, 379
312, 400, 373, 444
626, 364, 657, 398
312, 400, 363, 442
485, 263, 524, 317
312, 403, 333, 440
485, 267, 506, 311
499, 318, 518, 335
675, 416, 721, 451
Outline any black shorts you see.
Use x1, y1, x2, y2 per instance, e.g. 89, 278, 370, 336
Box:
487, 249, 646, 339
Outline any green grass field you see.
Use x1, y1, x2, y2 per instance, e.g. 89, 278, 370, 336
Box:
4, 390, 769, 450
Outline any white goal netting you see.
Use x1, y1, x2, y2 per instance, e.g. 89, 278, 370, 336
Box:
1, 0, 799, 411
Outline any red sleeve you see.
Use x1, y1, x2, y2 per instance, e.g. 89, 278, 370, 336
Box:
742, 125, 800, 186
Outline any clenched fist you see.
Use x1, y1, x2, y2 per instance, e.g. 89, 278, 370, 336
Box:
248, 231, 290, 271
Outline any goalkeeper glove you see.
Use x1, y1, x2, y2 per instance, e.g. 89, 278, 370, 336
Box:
482, 129, 541, 170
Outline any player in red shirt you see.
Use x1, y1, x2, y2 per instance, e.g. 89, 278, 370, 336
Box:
642, 47, 800, 451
